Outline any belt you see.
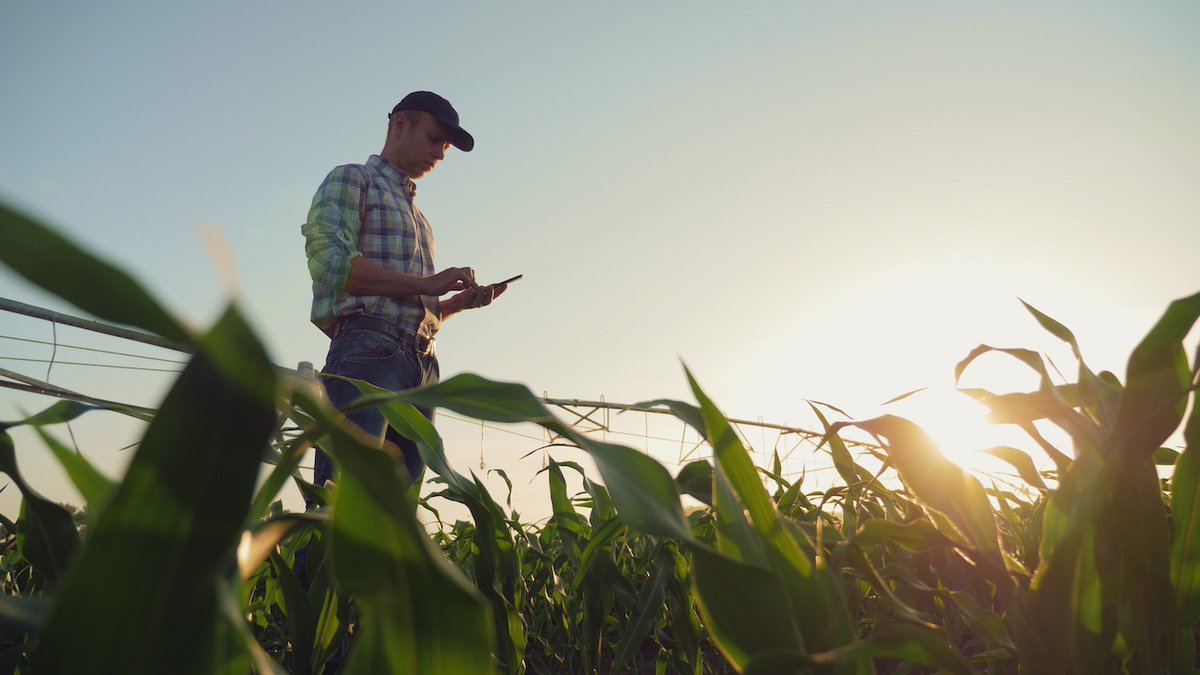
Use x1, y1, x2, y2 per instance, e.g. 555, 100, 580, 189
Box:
334, 315, 436, 357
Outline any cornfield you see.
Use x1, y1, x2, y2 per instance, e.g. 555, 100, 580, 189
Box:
1, 200, 1199, 674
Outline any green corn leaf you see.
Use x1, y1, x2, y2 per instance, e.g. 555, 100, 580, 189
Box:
947, 590, 1014, 651
302, 534, 351, 671
249, 431, 316, 521
366, 374, 695, 542
305, 393, 494, 675
662, 545, 703, 673
609, 544, 673, 673
1015, 419, 1074, 474
341, 393, 518, 671
835, 415, 1009, 589
349, 381, 473, 494
810, 403, 863, 532
0, 201, 191, 345
574, 517, 623, 592
1, 400, 97, 430
776, 479, 811, 515
690, 545, 806, 669
32, 425, 116, 512
371, 372, 554, 423
981, 446, 1049, 491
216, 577, 288, 675
1113, 291, 1200, 458
711, 453, 765, 562
960, 388, 1100, 451
841, 544, 936, 628
686, 367, 805, 571
345, 382, 526, 671
878, 562, 939, 594
570, 435, 693, 541
1105, 459, 1175, 673
675, 460, 714, 506
34, 306, 277, 675
1154, 447, 1181, 466
583, 474, 615, 522
1171, 380, 1200, 624
1015, 514, 1114, 675
1020, 299, 1081, 356
744, 625, 979, 675
488, 467, 514, 510
688, 367, 860, 668
851, 518, 955, 553
956, 344, 1104, 455
634, 398, 707, 437
810, 404, 861, 494
271, 551, 317, 675
0, 432, 80, 583
546, 458, 584, 564
806, 624, 977, 675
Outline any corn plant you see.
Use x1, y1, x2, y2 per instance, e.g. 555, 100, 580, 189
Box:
2, 197, 1200, 674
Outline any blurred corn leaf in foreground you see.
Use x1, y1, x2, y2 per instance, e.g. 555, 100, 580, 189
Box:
0, 200, 496, 674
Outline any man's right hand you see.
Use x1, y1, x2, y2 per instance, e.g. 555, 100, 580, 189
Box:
422, 266, 477, 295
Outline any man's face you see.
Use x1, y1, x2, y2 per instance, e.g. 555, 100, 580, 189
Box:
394, 112, 453, 179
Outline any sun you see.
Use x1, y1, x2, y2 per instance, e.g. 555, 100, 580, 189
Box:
886, 386, 1040, 481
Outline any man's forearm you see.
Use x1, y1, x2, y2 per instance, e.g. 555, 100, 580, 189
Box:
346, 256, 428, 298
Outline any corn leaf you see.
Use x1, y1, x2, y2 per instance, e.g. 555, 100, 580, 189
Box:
0, 201, 190, 345
391, 375, 695, 542
1171, 379, 1200, 624
0, 432, 80, 583
688, 367, 860, 669
981, 446, 1049, 491
304, 392, 495, 675
806, 624, 977, 675
835, 415, 1008, 588
851, 518, 955, 553
34, 306, 277, 674
1113, 291, 1200, 458
690, 545, 806, 668
32, 425, 116, 513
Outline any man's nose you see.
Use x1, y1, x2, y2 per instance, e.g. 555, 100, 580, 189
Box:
433, 146, 445, 160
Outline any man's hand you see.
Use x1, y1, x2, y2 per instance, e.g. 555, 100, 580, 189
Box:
454, 282, 507, 309
422, 266, 477, 296
347, 258, 477, 299
440, 281, 509, 319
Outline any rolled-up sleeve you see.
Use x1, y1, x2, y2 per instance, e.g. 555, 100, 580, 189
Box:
302, 166, 365, 303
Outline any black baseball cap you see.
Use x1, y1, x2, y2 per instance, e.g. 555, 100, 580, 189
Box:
389, 91, 475, 152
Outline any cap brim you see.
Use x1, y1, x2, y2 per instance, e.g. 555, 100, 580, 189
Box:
426, 112, 474, 152
450, 127, 475, 152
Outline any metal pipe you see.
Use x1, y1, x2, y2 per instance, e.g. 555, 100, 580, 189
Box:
0, 296, 188, 353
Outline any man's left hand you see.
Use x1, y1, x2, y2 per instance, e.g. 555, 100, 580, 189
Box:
452, 282, 508, 310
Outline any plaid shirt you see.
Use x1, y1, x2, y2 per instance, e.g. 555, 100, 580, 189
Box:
302, 155, 440, 338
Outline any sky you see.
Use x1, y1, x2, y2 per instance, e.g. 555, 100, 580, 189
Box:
2, 2, 1199, 519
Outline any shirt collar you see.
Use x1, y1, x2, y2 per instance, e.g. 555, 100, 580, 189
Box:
367, 155, 417, 199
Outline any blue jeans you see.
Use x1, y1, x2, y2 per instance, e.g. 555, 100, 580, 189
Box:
312, 326, 439, 496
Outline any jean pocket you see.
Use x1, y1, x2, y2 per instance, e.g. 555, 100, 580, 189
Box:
341, 329, 403, 363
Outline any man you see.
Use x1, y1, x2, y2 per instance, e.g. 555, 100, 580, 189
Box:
302, 90, 506, 492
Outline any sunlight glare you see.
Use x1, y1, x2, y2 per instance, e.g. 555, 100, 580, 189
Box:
890, 386, 1022, 478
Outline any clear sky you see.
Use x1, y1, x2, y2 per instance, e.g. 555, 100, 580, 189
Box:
2, 2, 1198, 518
